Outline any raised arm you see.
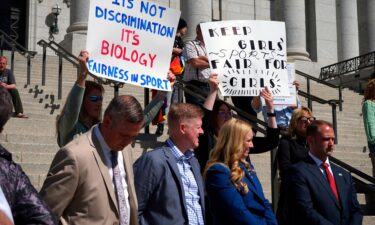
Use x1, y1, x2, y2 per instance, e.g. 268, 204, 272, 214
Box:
203, 74, 219, 111
57, 51, 89, 147
261, 87, 277, 129
143, 71, 175, 127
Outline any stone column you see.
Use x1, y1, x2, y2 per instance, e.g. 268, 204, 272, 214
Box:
367, 0, 375, 52
181, 0, 212, 41
281, 0, 310, 61
336, 0, 359, 61
60, 0, 89, 56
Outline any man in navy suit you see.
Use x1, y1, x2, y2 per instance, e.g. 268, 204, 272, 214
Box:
134, 103, 205, 225
288, 120, 363, 225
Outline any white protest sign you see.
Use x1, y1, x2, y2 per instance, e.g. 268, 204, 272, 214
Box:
273, 63, 297, 106
200, 20, 289, 96
86, 0, 180, 91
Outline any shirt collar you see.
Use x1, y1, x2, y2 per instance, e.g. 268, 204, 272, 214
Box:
166, 139, 194, 161
93, 124, 111, 154
308, 151, 330, 167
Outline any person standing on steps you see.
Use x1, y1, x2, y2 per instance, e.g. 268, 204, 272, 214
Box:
183, 23, 211, 107
134, 103, 205, 225
56, 50, 175, 147
0, 56, 28, 118
362, 79, 375, 178
287, 120, 363, 225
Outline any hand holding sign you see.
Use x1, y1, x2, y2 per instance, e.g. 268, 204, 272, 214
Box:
260, 87, 274, 112
86, 0, 181, 91
208, 73, 220, 92
200, 20, 289, 97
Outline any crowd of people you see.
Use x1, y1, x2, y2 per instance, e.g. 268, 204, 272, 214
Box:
0, 20, 369, 225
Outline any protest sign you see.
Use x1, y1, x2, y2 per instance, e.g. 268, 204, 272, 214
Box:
273, 63, 297, 106
86, 0, 180, 91
200, 20, 289, 96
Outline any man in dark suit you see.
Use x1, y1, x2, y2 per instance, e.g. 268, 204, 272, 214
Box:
288, 120, 363, 225
134, 103, 205, 225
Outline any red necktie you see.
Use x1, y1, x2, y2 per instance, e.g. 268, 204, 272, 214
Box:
321, 162, 339, 201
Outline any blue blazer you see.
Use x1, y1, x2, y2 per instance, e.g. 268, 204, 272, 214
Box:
288, 156, 363, 225
133, 144, 205, 225
206, 163, 277, 225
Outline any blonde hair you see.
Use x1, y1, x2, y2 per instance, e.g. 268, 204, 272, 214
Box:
168, 103, 203, 128
205, 118, 252, 194
288, 106, 313, 137
363, 79, 375, 102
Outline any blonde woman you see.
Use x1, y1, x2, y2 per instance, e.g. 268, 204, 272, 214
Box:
362, 79, 375, 177
205, 118, 277, 225
276, 106, 315, 225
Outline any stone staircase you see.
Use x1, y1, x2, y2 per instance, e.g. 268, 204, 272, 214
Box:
0, 52, 374, 223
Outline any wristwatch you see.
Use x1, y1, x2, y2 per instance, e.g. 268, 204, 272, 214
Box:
267, 112, 276, 117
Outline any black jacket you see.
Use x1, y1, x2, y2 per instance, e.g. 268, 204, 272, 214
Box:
0, 144, 57, 225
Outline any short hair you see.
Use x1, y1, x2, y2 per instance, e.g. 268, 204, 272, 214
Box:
0, 86, 13, 131
288, 106, 313, 137
306, 120, 333, 137
168, 103, 203, 128
178, 18, 187, 30
0, 56, 7, 63
104, 95, 144, 124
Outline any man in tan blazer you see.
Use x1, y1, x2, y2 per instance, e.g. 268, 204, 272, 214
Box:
40, 95, 143, 225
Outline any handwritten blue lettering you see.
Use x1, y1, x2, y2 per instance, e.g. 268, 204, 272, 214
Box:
140, 1, 166, 18
95, 6, 174, 38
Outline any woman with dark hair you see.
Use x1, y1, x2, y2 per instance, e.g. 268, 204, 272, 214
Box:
276, 106, 315, 225
362, 79, 375, 177
195, 74, 280, 171
57, 51, 174, 147
205, 118, 277, 225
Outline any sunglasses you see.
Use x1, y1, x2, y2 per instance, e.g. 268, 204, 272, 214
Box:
298, 116, 316, 123
88, 95, 103, 102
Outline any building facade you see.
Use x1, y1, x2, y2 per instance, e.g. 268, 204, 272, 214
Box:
2, 0, 373, 77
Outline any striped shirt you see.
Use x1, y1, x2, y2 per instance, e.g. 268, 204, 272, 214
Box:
183, 39, 211, 82
167, 139, 204, 225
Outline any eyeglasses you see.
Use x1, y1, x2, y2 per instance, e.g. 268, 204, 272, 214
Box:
218, 110, 233, 118
88, 95, 103, 102
298, 116, 316, 123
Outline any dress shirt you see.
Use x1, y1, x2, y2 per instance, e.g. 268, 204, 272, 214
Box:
166, 139, 204, 225
94, 125, 130, 225
254, 96, 301, 129
308, 152, 333, 176
0, 186, 13, 223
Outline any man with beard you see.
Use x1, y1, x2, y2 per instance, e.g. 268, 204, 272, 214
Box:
288, 120, 362, 225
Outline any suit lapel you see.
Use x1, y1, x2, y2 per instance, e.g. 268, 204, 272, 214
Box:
242, 164, 264, 202
331, 164, 345, 207
189, 157, 205, 216
90, 128, 119, 213
305, 157, 340, 208
163, 147, 188, 217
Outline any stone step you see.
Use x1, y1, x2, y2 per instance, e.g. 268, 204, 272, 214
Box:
2, 142, 59, 153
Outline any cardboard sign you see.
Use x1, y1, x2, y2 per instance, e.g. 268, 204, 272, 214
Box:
201, 20, 289, 96
86, 0, 180, 91
273, 63, 297, 106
